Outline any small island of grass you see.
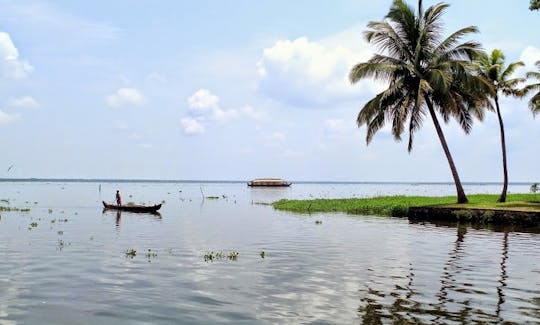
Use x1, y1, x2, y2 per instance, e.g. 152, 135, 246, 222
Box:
272, 193, 540, 226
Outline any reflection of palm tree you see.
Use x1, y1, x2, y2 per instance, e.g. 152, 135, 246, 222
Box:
349, 0, 485, 203
434, 224, 467, 322
496, 232, 509, 319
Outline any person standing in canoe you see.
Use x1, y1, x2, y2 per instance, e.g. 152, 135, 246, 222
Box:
116, 190, 122, 206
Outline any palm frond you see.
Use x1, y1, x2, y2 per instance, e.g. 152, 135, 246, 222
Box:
501, 61, 525, 80
434, 26, 479, 54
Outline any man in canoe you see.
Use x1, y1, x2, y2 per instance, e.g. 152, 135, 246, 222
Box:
116, 190, 122, 206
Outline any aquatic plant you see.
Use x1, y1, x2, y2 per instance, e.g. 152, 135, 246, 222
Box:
204, 250, 239, 262
30, 222, 38, 227
273, 194, 540, 217
227, 251, 239, 260
48, 208, 53, 214
145, 249, 158, 260
125, 249, 137, 258
315, 220, 322, 224
260, 251, 265, 258
253, 201, 271, 206
0, 206, 30, 212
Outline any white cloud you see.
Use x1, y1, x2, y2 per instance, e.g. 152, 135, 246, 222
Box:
257, 35, 381, 107
8, 96, 39, 108
520, 46, 540, 68
187, 89, 239, 121
0, 32, 33, 80
106, 88, 145, 107
188, 89, 220, 112
180, 117, 205, 135
0, 109, 19, 124
181, 89, 263, 135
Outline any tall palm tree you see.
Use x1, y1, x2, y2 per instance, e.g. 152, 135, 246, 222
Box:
475, 50, 525, 203
524, 60, 540, 116
349, 0, 485, 203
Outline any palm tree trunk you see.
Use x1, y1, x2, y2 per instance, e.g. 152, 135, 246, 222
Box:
425, 98, 468, 203
494, 98, 508, 203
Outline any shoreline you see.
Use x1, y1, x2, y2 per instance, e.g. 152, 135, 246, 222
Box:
408, 206, 540, 227
272, 194, 540, 227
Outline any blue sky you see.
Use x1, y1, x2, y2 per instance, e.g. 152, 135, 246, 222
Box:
0, 0, 539, 182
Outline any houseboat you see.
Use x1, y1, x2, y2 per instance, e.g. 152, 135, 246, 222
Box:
247, 178, 292, 187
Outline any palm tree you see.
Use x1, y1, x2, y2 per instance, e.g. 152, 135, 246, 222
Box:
349, 0, 485, 203
524, 60, 540, 116
475, 50, 525, 203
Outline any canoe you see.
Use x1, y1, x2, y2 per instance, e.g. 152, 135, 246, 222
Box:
102, 201, 162, 212
247, 178, 291, 187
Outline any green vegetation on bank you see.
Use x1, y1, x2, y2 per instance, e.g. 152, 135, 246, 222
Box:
272, 194, 540, 218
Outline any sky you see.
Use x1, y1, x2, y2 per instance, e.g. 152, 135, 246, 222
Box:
0, 0, 539, 182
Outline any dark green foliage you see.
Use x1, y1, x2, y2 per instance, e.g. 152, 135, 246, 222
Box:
349, 0, 486, 204
452, 210, 473, 221
480, 210, 495, 223
524, 61, 540, 115
531, 0, 540, 10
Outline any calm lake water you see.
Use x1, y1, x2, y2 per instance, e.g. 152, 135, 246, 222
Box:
0, 181, 539, 324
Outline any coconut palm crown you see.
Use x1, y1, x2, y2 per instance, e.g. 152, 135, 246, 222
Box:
349, 0, 486, 204
475, 49, 525, 203
524, 61, 540, 116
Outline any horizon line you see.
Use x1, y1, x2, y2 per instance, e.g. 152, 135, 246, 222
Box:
0, 177, 536, 185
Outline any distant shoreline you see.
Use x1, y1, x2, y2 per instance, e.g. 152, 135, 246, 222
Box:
0, 178, 536, 186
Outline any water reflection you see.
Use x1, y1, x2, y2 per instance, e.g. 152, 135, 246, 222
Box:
101, 209, 162, 230
496, 232, 508, 320
357, 224, 537, 324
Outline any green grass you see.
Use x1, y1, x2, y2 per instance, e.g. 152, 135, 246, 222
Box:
272, 194, 540, 217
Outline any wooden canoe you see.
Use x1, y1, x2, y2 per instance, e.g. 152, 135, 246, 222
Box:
102, 201, 162, 212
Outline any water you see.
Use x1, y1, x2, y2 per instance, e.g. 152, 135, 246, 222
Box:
0, 181, 538, 324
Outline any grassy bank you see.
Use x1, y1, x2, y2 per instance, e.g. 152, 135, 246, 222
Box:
272, 194, 540, 218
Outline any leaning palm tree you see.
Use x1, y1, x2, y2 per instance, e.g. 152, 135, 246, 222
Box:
524, 60, 540, 116
349, 0, 485, 203
474, 50, 525, 203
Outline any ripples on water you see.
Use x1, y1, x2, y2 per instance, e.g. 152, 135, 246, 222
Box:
0, 181, 538, 324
